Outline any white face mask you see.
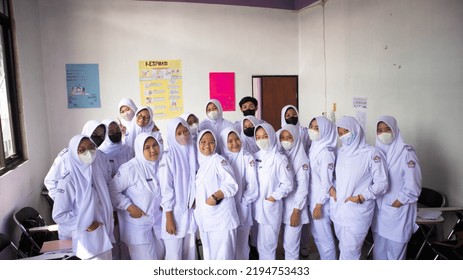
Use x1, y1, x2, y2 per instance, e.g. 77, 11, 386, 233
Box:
340, 132, 355, 146
378, 132, 394, 145
121, 110, 135, 122
79, 150, 96, 165
281, 140, 294, 151
176, 134, 189, 146
207, 111, 219, 121
308, 129, 320, 141
189, 123, 199, 134
256, 139, 270, 151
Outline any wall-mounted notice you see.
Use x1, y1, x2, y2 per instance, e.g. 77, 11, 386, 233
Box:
209, 72, 235, 111
139, 60, 183, 119
353, 96, 368, 132
66, 64, 101, 108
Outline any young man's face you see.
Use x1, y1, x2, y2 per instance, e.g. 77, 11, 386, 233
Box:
240, 101, 257, 116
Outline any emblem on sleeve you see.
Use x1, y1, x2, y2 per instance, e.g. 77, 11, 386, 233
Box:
302, 164, 309, 171
407, 160, 416, 168
328, 163, 334, 170
373, 155, 381, 163
249, 160, 255, 167
221, 160, 228, 166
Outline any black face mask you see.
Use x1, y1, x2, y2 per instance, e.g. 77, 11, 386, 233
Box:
243, 127, 255, 137
242, 109, 256, 117
286, 116, 299, 125
109, 132, 122, 144
91, 135, 104, 147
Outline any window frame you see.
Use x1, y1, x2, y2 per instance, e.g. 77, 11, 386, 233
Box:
0, 0, 24, 176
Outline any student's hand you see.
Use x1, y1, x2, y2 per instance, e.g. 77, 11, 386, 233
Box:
329, 187, 337, 202
206, 196, 217, 206
87, 221, 101, 232
345, 195, 364, 204
266, 196, 276, 203
391, 199, 403, 208
119, 123, 126, 135
290, 209, 301, 227
127, 204, 145, 218
166, 211, 176, 235
312, 204, 323, 220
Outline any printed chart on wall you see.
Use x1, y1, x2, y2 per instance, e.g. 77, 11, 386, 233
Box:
66, 64, 101, 108
353, 96, 368, 131
139, 60, 183, 119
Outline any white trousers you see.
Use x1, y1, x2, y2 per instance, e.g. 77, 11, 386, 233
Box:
201, 228, 237, 260
163, 233, 197, 260
127, 243, 157, 260
372, 232, 407, 260
257, 223, 280, 260
309, 214, 337, 260
282, 223, 303, 260
334, 224, 367, 260
87, 250, 112, 260
236, 224, 251, 260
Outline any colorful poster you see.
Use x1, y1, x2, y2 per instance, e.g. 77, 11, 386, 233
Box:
66, 64, 101, 108
139, 60, 183, 119
209, 72, 235, 111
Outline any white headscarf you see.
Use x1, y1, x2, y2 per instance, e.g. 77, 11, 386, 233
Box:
166, 117, 198, 208
99, 119, 122, 155
180, 112, 198, 123
196, 130, 220, 184
81, 120, 105, 138
133, 132, 163, 197
118, 98, 138, 127
277, 124, 309, 170
254, 123, 278, 170
336, 116, 369, 157
280, 104, 300, 127
240, 115, 262, 155
205, 99, 224, 122
375, 115, 408, 168
308, 116, 337, 162
220, 127, 243, 178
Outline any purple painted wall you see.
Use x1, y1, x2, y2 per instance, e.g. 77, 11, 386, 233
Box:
141, 0, 319, 10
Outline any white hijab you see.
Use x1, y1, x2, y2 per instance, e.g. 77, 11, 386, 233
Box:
277, 124, 309, 170
118, 98, 138, 127
280, 104, 300, 128
166, 117, 198, 208
205, 99, 224, 122
99, 119, 122, 155
254, 123, 278, 171
308, 115, 337, 162
220, 127, 244, 179
375, 115, 409, 168
81, 120, 105, 140
336, 116, 369, 157
240, 115, 262, 155
133, 132, 163, 197
196, 130, 221, 184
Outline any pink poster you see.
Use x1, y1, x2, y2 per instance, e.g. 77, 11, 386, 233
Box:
209, 72, 235, 111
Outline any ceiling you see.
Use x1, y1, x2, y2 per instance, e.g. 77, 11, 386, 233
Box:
140, 0, 320, 11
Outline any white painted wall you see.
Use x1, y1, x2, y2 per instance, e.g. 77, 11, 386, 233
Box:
299, 0, 463, 206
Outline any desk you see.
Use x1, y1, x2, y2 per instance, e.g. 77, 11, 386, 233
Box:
28, 224, 59, 233
414, 207, 463, 260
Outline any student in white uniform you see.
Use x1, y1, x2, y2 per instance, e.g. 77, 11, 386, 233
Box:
254, 123, 293, 260
44, 120, 111, 200
276, 124, 310, 260
180, 112, 200, 144
194, 129, 239, 260
52, 135, 114, 260
159, 117, 198, 260
280, 105, 310, 153
219, 127, 259, 260
110, 132, 165, 260
371, 115, 422, 260
125, 106, 162, 149
100, 119, 134, 178
307, 116, 338, 260
240, 115, 263, 156
118, 98, 138, 143
331, 116, 388, 260
233, 96, 260, 131
198, 99, 233, 154
99, 119, 134, 260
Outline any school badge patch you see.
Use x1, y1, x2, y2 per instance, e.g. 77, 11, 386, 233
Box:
328, 163, 334, 170
221, 160, 228, 166
373, 155, 381, 163
302, 164, 309, 171
407, 160, 416, 168
249, 160, 255, 167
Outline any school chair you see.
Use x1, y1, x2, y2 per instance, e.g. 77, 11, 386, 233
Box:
0, 233, 27, 259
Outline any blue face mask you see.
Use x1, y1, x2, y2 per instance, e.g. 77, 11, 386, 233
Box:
340, 132, 355, 146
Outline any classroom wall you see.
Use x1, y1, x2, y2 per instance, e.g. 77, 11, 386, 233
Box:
299, 0, 463, 207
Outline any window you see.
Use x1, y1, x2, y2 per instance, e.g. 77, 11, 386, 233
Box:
0, 0, 23, 175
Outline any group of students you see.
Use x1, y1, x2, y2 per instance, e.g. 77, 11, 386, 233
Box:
44, 95, 422, 261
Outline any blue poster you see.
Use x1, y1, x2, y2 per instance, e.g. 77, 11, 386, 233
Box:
66, 64, 101, 108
